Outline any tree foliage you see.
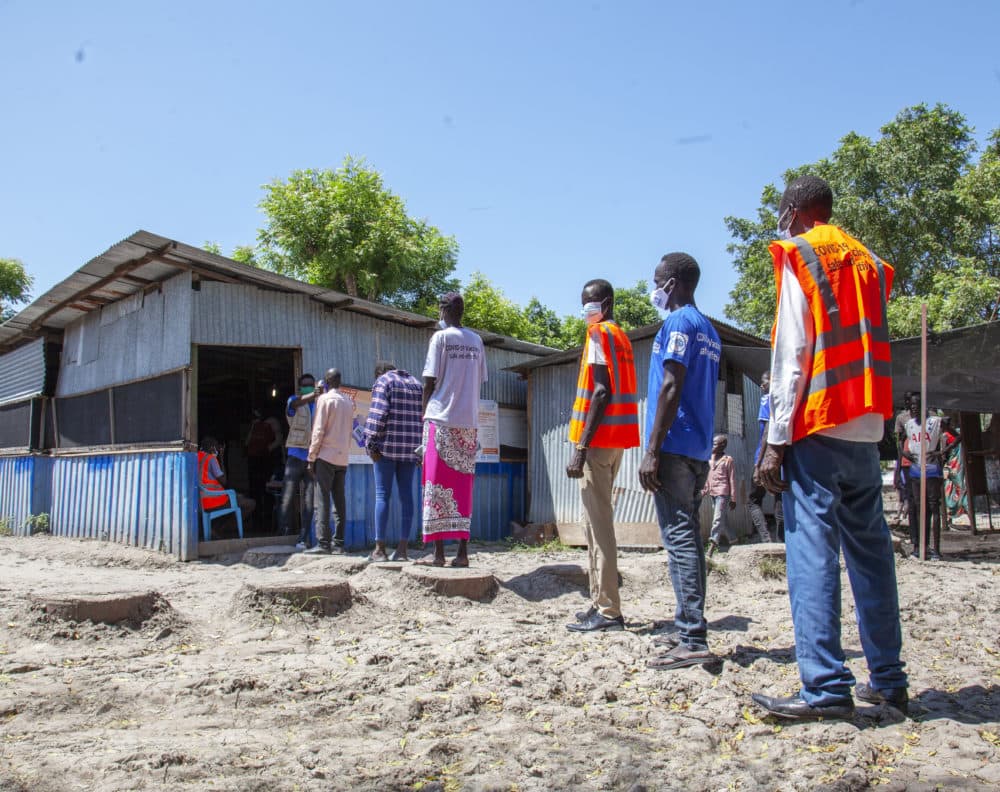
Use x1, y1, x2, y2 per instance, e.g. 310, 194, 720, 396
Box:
459, 274, 656, 350
724, 104, 1000, 338
256, 157, 459, 308
1, 257, 33, 322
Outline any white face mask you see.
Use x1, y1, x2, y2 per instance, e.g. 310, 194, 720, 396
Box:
776, 206, 794, 240
649, 283, 674, 318
581, 301, 604, 325
437, 319, 448, 330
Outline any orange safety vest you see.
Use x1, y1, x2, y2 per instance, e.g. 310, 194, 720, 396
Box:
197, 451, 228, 510
569, 321, 640, 449
769, 223, 894, 442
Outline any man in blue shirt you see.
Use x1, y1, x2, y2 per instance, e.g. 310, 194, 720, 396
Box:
747, 370, 776, 543
639, 252, 721, 670
278, 373, 320, 548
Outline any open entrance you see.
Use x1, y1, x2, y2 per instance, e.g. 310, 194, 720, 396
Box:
196, 345, 297, 538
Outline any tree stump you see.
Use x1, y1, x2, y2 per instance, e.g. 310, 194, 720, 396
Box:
238, 580, 353, 616
30, 591, 163, 626
402, 566, 498, 601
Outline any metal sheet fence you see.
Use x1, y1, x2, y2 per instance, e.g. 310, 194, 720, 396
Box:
48, 452, 199, 559
0, 456, 36, 532
527, 344, 768, 541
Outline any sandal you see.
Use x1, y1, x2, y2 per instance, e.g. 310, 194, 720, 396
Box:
415, 557, 445, 567
647, 645, 716, 670
448, 557, 469, 568
366, 553, 390, 563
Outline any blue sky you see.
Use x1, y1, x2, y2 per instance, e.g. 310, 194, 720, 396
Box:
2, 0, 998, 326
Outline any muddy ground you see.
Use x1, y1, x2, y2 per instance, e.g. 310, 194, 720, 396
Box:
0, 526, 998, 792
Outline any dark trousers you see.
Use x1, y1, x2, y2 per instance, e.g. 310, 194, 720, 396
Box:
278, 456, 315, 541
907, 476, 942, 553
314, 459, 347, 547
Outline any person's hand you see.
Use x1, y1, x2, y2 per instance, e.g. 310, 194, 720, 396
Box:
752, 466, 761, 487
368, 448, 383, 463
566, 448, 587, 479
729, 500, 737, 511
639, 450, 660, 492
758, 443, 788, 494
306, 461, 314, 476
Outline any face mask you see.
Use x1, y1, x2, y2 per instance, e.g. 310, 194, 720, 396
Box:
300, 386, 314, 395
580, 301, 604, 325
650, 283, 675, 318
776, 207, 794, 240
437, 319, 448, 330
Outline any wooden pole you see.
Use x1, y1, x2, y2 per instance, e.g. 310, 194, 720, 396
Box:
919, 303, 928, 562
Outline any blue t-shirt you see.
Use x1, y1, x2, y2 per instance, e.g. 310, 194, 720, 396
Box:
286, 395, 315, 461
755, 393, 770, 464
646, 306, 721, 462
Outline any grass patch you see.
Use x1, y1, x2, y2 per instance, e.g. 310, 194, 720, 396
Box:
758, 556, 787, 580
505, 536, 570, 553
0, 517, 11, 537
707, 557, 728, 577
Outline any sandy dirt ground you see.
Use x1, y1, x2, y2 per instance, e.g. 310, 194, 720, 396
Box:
1, 527, 998, 792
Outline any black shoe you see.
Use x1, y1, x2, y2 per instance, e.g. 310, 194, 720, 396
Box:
928, 549, 941, 561
566, 612, 625, 632
304, 544, 332, 555
750, 692, 855, 721
855, 683, 909, 715
575, 606, 597, 622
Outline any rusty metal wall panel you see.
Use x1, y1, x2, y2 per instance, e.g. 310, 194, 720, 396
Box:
57, 273, 193, 397
527, 339, 763, 541
0, 339, 46, 406
48, 452, 199, 559
191, 282, 533, 407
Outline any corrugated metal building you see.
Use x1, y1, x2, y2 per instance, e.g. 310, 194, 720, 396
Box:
0, 231, 550, 557
511, 320, 774, 546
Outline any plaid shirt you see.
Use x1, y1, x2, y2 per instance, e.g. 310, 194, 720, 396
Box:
363, 369, 424, 461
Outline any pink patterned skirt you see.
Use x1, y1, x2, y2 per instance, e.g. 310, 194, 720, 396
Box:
421, 421, 477, 542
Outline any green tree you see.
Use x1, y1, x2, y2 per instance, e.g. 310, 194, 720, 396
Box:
613, 279, 660, 330
725, 104, 998, 337
1, 257, 33, 322
461, 272, 535, 339
256, 157, 459, 308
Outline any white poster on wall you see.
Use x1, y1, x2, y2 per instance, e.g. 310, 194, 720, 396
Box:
340, 385, 374, 465
476, 399, 500, 464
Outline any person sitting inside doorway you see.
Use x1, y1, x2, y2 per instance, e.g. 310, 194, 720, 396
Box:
198, 436, 255, 537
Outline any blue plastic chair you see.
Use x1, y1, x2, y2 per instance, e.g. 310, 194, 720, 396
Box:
199, 486, 244, 541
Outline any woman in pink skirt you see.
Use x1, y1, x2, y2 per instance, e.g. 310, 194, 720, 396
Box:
418, 292, 488, 567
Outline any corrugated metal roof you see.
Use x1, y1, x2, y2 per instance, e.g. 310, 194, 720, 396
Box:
0, 230, 557, 358
509, 316, 768, 373
0, 338, 45, 406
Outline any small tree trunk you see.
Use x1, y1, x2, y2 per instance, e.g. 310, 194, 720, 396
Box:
343, 271, 358, 297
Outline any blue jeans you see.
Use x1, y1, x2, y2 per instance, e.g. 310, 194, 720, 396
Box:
651, 452, 710, 650
278, 456, 315, 543
783, 435, 907, 706
373, 458, 417, 543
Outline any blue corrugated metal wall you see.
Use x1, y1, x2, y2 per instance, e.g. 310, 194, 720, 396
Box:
333, 461, 525, 548
3, 453, 523, 556
48, 452, 199, 559
0, 456, 36, 532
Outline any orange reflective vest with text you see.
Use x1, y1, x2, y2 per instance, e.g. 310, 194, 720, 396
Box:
197, 451, 228, 510
769, 224, 894, 442
568, 321, 640, 449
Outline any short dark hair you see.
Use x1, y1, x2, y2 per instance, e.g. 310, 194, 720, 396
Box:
582, 278, 614, 303
374, 360, 396, 378
439, 291, 464, 320
299, 373, 315, 385
779, 175, 833, 221
659, 252, 700, 288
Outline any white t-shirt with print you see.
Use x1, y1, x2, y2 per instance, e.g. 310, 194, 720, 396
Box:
422, 326, 488, 428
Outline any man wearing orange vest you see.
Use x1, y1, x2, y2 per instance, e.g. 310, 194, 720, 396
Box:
197, 436, 255, 535
752, 176, 908, 721
565, 279, 640, 632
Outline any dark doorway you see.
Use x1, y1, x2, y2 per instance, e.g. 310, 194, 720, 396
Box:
196, 345, 296, 537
